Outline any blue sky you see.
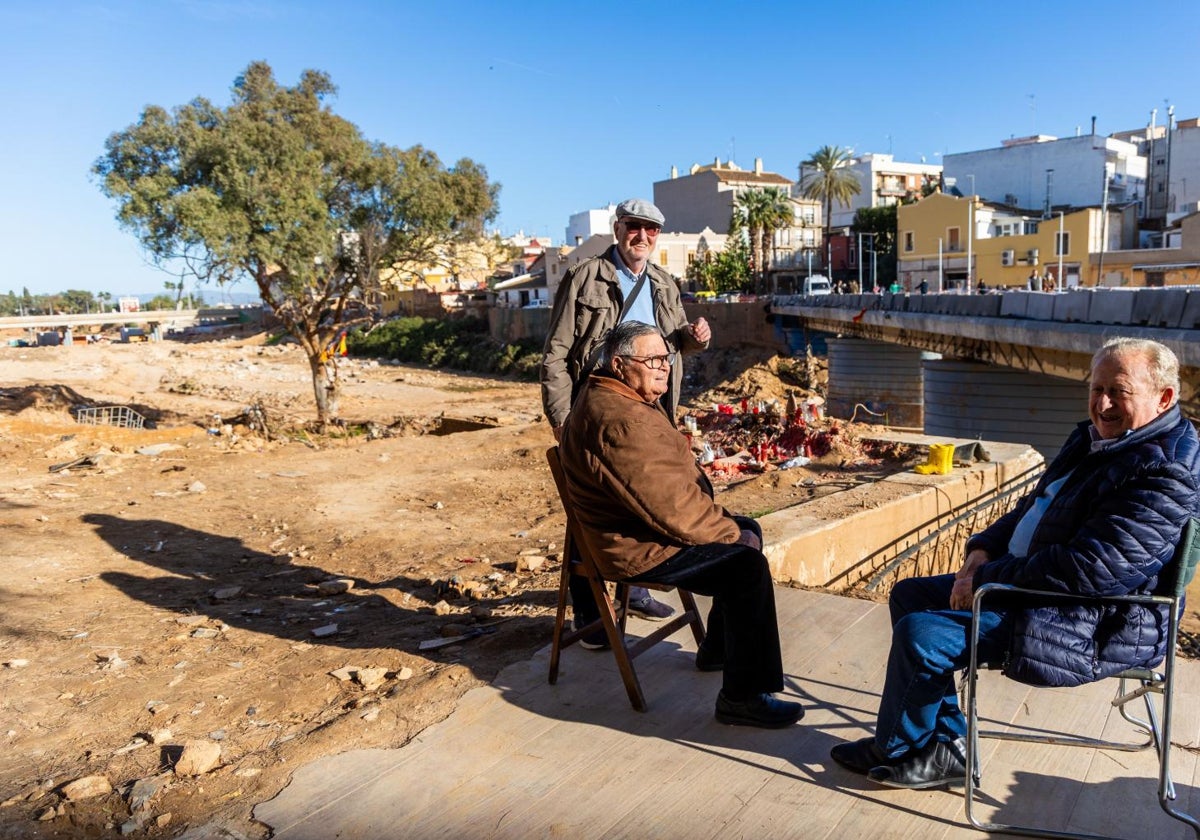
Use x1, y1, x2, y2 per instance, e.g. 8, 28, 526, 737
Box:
2, 0, 1198, 297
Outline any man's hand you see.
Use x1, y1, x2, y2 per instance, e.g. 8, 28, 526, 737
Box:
949, 577, 976, 610
956, 549, 989, 580
949, 549, 989, 609
690, 317, 711, 345
736, 528, 761, 551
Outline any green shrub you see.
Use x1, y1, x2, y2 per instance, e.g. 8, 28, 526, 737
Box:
346, 317, 541, 380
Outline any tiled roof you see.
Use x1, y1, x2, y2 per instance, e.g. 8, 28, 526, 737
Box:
711, 169, 793, 186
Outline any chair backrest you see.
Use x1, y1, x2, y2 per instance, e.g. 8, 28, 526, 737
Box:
1161, 516, 1200, 599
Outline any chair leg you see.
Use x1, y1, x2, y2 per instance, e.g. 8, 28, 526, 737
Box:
1155, 642, 1200, 836
678, 589, 706, 647
590, 575, 646, 711
548, 533, 575, 686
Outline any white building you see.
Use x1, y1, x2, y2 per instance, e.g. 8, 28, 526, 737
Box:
943, 133, 1146, 216
565, 204, 617, 247
808, 153, 942, 229
1112, 115, 1200, 224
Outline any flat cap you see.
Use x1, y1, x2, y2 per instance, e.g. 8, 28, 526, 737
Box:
614, 198, 665, 226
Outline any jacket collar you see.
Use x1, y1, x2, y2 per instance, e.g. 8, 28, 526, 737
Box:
1075, 404, 1183, 456
588, 373, 669, 414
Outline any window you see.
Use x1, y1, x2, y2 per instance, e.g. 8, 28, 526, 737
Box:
687, 251, 696, 265
1055, 231, 1070, 256
659, 250, 669, 266
904, 231, 914, 252
947, 227, 961, 251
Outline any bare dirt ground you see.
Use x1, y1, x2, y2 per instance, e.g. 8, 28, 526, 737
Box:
1, 334, 1193, 838
0, 334, 915, 839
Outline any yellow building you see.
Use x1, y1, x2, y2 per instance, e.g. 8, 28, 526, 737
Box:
897, 192, 1139, 291
1097, 211, 1200, 288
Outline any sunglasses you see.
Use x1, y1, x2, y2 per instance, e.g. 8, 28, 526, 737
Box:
622, 220, 661, 233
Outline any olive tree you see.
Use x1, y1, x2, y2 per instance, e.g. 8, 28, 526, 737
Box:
94, 62, 497, 426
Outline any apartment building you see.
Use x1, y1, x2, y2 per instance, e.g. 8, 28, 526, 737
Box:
809, 153, 942, 229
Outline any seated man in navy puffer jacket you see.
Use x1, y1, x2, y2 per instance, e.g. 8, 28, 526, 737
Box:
830, 337, 1200, 790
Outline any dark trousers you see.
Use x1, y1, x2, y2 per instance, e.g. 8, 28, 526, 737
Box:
627, 517, 783, 699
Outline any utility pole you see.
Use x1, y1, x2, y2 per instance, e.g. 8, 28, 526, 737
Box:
1096, 156, 1112, 286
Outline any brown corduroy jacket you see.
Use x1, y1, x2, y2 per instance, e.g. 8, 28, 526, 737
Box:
559, 374, 740, 579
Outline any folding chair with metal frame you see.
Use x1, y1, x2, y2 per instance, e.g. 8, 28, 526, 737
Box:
964, 516, 1200, 839
545, 446, 706, 712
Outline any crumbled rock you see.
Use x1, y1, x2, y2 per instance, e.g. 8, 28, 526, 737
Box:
174, 740, 221, 776
354, 667, 388, 691
61, 775, 112, 801
318, 578, 355, 595
516, 556, 546, 573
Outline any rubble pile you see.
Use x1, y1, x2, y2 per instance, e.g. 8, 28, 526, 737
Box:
682, 397, 911, 487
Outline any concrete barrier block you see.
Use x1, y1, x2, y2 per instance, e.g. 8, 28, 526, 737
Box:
1131, 288, 1189, 327
907, 294, 936, 313
933, 294, 960, 315
1025, 294, 1057, 320
1086, 289, 1136, 324
1053, 289, 1091, 322
1000, 291, 1030, 318
1180, 291, 1200, 329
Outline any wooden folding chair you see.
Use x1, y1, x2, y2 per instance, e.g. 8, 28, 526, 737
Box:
545, 446, 706, 711
964, 516, 1200, 838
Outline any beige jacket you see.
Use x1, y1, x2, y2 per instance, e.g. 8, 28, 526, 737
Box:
559, 374, 740, 579
540, 246, 706, 429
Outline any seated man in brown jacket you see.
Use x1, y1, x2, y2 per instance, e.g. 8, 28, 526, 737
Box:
559, 320, 802, 728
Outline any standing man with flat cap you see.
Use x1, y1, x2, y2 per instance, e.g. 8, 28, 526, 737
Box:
542, 198, 712, 633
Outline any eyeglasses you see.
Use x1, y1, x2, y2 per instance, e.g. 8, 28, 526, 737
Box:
622, 220, 661, 234
620, 353, 676, 370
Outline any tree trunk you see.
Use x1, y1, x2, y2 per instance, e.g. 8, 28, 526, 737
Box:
307, 351, 340, 429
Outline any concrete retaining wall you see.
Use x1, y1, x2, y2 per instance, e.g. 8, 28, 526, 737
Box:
760, 438, 1044, 593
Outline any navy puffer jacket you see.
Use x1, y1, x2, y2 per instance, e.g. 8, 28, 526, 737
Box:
967, 405, 1200, 687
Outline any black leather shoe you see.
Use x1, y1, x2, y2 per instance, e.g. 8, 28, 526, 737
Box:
714, 691, 804, 729
830, 736, 897, 775
867, 737, 967, 789
695, 644, 724, 672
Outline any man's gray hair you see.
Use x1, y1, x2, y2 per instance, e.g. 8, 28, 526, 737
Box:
1094, 337, 1180, 401
601, 321, 662, 369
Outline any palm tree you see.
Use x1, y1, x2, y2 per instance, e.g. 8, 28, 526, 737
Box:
758, 187, 794, 288
734, 189, 770, 286
799, 145, 862, 277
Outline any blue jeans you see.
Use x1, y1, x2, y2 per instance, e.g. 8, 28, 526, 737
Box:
874, 574, 1012, 758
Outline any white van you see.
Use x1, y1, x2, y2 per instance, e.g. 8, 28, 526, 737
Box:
802, 275, 832, 296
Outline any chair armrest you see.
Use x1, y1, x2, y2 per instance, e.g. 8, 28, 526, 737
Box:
973, 582, 1173, 613
967, 583, 1174, 674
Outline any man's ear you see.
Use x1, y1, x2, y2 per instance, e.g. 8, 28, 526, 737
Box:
1159, 386, 1176, 412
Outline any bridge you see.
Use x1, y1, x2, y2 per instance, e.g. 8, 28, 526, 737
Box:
768, 285, 1200, 448
0, 309, 203, 331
